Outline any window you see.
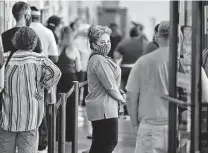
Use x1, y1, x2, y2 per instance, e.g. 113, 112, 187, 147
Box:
0, 1, 5, 35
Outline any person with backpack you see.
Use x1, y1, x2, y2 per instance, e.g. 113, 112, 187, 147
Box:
142, 23, 160, 56
0, 27, 61, 153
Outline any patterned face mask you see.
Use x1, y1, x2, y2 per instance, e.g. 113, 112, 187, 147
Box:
94, 43, 111, 56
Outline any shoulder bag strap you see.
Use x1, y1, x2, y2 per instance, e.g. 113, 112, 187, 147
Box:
1, 51, 14, 93
88, 52, 100, 61
5, 51, 14, 68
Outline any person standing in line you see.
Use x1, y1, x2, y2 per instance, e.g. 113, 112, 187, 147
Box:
142, 23, 160, 56
108, 23, 122, 59
85, 25, 126, 153
30, 6, 60, 151
57, 26, 81, 142
74, 23, 91, 106
30, 6, 59, 63
1, 1, 42, 54
70, 18, 82, 33
126, 21, 170, 153
46, 15, 63, 46
180, 25, 191, 58
0, 27, 61, 153
113, 26, 147, 91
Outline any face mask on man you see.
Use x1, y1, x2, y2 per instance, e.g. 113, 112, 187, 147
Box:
94, 43, 111, 56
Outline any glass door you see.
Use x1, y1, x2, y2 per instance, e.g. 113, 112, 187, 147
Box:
0, 1, 5, 35
167, 1, 205, 153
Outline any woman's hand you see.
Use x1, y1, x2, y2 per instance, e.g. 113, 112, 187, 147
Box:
118, 90, 126, 116
122, 93, 126, 102
119, 89, 126, 103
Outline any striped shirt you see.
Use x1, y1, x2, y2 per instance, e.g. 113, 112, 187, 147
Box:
0, 51, 61, 132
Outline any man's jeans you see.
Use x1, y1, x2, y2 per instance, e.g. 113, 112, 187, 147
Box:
0, 127, 39, 153
135, 122, 168, 153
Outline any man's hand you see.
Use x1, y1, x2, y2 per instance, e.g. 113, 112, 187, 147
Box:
133, 125, 139, 134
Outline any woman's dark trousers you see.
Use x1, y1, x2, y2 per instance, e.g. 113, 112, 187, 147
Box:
89, 118, 118, 153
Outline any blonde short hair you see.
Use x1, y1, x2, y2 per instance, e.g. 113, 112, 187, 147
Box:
158, 21, 170, 39
88, 25, 112, 50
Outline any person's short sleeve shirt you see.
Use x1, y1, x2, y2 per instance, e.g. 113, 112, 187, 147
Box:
125, 48, 170, 124
30, 23, 59, 57
1, 27, 42, 54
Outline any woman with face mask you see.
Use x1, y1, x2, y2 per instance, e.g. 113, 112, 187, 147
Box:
85, 25, 126, 153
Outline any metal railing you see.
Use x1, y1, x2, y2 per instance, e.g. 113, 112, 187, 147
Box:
47, 80, 88, 153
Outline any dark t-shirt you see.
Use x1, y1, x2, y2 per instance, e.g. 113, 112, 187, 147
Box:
1, 27, 42, 53
142, 41, 159, 56
116, 36, 146, 64
109, 35, 122, 58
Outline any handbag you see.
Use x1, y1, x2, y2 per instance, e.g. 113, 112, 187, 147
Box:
0, 51, 14, 112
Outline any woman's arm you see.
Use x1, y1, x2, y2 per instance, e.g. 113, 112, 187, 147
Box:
108, 89, 125, 103
96, 59, 125, 103
41, 58, 61, 91
75, 48, 81, 72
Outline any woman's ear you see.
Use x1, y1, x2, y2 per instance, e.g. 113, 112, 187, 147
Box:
91, 42, 97, 50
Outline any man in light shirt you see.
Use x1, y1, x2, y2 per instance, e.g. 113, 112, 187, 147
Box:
30, 6, 59, 152
126, 21, 170, 153
30, 6, 59, 63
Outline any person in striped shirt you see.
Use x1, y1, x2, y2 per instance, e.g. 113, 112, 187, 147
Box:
0, 27, 61, 153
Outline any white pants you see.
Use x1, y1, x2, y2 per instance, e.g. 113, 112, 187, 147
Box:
135, 122, 168, 153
